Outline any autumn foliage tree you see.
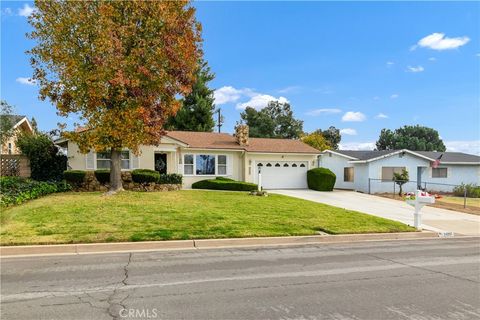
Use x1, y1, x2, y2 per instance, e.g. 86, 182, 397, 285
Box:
28, 1, 202, 193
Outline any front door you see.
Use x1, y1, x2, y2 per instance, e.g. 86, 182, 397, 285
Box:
154, 153, 167, 174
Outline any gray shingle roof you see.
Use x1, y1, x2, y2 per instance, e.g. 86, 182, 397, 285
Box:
0, 115, 26, 126
332, 150, 480, 163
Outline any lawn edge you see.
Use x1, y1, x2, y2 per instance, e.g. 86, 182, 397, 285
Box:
0, 231, 456, 258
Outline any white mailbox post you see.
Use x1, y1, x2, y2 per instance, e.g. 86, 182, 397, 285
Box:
405, 190, 435, 230
257, 166, 262, 191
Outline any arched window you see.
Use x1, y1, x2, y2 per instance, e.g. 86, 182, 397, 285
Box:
275, 163, 281, 167
292, 163, 298, 167
257, 163, 263, 167
266, 163, 272, 167
300, 163, 306, 167
283, 163, 289, 167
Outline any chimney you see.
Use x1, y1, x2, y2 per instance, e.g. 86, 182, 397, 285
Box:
235, 124, 249, 146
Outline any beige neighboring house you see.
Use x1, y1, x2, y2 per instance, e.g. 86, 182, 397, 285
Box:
1, 115, 33, 155
56, 125, 320, 189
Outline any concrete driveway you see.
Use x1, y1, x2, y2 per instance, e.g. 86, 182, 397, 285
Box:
271, 189, 480, 236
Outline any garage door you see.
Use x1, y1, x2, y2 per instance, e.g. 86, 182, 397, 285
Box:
255, 161, 308, 189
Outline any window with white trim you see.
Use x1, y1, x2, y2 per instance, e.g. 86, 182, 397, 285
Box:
432, 167, 447, 178
382, 167, 405, 181
96, 151, 130, 170
344, 167, 354, 182
183, 154, 228, 176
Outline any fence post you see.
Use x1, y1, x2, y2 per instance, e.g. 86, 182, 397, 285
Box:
423, 182, 427, 191
368, 178, 371, 194
393, 182, 395, 198
464, 187, 467, 209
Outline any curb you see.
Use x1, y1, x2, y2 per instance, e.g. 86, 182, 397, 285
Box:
0, 231, 448, 258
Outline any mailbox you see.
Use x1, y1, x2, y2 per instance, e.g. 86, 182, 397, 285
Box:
405, 190, 435, 230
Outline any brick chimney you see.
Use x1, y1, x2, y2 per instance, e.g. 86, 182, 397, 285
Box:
235, 124, 249, 146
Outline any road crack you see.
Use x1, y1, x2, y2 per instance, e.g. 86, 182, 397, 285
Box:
107, 252, 133, 320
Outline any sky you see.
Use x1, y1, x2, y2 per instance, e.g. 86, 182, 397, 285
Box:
1, 1, 479, 154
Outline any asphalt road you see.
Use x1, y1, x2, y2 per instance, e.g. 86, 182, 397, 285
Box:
1, 238, 479, 320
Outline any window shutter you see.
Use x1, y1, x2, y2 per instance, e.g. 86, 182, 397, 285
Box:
86, 151, 95, 169
131, 152, 139, 169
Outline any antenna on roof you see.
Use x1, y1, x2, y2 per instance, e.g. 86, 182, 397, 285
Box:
216, 108, 224, 133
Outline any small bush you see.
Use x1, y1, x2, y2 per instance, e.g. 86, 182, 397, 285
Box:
0, 177, 71, 207
158, 173, 182, 185
63, 170, 86, 184
132, 169, 160, 183
453, 183, 480, 198
192, 177, 257, 191
94, 169, 110, 184
307, 168, 336, 191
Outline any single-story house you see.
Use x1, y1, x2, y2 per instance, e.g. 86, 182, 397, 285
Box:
319, 149, 480, 193
0, 115, 33, 155
57, 125, 320, 189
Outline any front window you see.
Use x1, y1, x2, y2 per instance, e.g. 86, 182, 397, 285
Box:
96, 151, 130, 170
381, 167, 405, 181
344, 167, 354, 182
7, 143, 12, 154
183, 154, 227, 176
432, 167, 447, 178
196, 155, 216, 175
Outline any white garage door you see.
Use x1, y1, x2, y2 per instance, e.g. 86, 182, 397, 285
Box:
255, 161, 308, 189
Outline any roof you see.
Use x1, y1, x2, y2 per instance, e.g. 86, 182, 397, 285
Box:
166, 131, 320, 154
0, 115, 26, 125
326, 149, 480, 164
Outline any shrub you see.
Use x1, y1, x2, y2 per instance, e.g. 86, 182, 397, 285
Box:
63, 170, 86, 184
0, 176, 71, 206
307, 167, 336, 191
132, 169, 160, 183
16, 132, 67, 181
94, 169, 110, 184
158, 173, 182, 185
192, 177, 257, 191
453, 183, 480, 198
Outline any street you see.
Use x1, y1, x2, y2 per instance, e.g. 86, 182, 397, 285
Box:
1, 238, 479, 320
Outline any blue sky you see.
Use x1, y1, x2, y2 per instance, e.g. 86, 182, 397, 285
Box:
1, 1, 479, 153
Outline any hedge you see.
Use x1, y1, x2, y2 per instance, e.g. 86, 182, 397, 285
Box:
0, 177, 71, 206
132, 169, 160, 183
158, 173, 182, 185
192, 177, 257, 191
63, 170, 86, 184
307, 168, 336, 191
94, 170, 110, 184
453, 183, 480, 198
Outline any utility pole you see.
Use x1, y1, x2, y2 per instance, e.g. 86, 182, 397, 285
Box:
216, 108, 223, 133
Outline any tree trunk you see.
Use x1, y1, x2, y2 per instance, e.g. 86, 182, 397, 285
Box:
107, 148, 124, 195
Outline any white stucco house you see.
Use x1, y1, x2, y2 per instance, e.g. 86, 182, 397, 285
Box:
319, 149, 480, 193
57, 125, 320, 189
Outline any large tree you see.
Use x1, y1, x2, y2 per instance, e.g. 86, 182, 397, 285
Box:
317, 126, 341, 150
29, 1, 202, 193
301, 131, 331, 151
0, 100, 15, 146
240, 101, 303, 139
167, 60, 216, 132
375, 125, 446, 151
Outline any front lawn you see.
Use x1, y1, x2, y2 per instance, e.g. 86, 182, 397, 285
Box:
0, 190, 414, 245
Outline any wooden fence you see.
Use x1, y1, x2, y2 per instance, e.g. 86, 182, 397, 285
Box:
0, 155, 31, 177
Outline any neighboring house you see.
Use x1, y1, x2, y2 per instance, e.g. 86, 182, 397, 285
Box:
0, 115, 33, 155
56, 125, 320, 189
319, 149, 480, 193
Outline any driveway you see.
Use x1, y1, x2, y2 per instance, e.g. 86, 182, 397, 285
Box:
271, 189, 480, 236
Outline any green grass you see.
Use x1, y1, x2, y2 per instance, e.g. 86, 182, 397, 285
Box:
436, 196, 480, 208
0, 190, 414, 245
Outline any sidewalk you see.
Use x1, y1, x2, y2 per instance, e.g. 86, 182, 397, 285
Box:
0, 231, 444, 258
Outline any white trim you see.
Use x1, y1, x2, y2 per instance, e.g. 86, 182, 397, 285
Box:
160, 135, 189, 147
348, 149, 435, 164
12, 117, 33, 132
182, 147, 244, 152
440, 162, 480, 165
182, 153, 231, 177
246, 151, 320, 156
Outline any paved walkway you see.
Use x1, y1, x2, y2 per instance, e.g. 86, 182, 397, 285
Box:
271, 189, 480, 236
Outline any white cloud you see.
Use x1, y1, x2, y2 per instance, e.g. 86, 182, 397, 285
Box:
236, 94, 288, 110
390, 94, 399, 99
342, 111, 366, 122
339, 142, 375, 151
445, 140, 480, 155
2, 8, 13, 15
277, 86, 300, 94
414, 33, 470, 51
18, 4, 36, 17
340, 128, 357, 136
305, 108, 342, 116
375, 113, 389, 119
373, 96, 380, 101
16, 77, 37, 86
406, 65, 424, 73
386, 61, 395, 66
428, 57, 437, 61
214, 86, 248, 105
476, 53, 480, 57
